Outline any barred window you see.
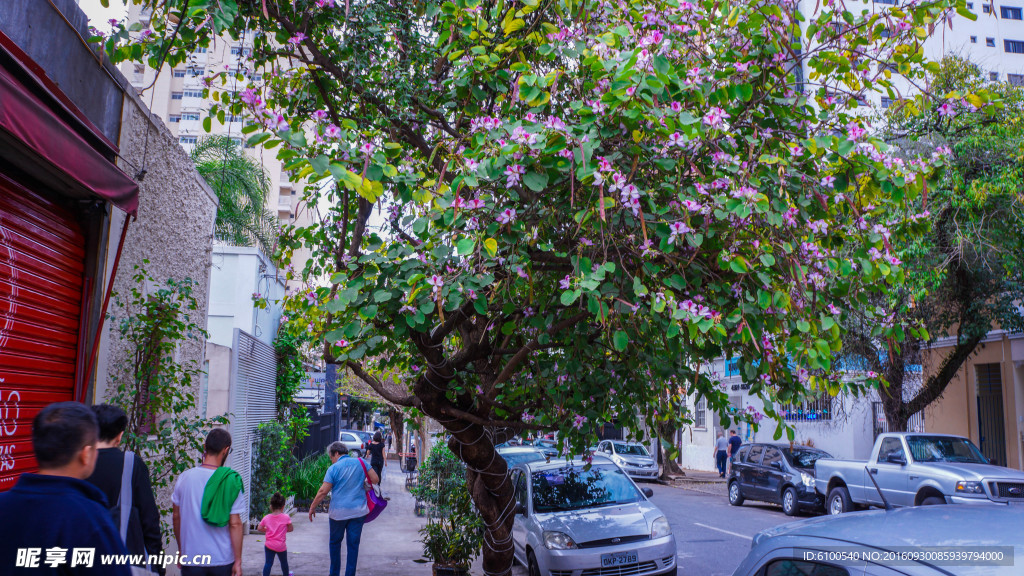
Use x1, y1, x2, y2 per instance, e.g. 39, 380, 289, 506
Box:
781, 394, 832, 422
179, 135, 197, 144
1001, 6, 1023, 19
172, 69, 186, 78
182, 89, 204, 98
1008, 73, 1024, 86
1005, 40, 1024, 54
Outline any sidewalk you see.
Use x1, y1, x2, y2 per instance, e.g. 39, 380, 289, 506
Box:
665, 468, 728, 497
242, 465, 430, 576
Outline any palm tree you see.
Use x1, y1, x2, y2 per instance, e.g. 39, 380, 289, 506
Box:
190, 136, 279, 256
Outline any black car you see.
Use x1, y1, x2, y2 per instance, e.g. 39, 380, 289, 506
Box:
727, 443, 832, 516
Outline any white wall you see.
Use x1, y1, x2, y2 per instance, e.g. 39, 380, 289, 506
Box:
207, 246, 285, 348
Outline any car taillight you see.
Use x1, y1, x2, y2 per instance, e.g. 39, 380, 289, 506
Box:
361, 443, 365, 450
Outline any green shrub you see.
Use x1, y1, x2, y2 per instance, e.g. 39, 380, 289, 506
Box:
411, 443, 484, 569
291, 452, 332, 501
250, 421, 297, 521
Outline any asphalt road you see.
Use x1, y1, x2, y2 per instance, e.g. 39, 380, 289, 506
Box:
648, 484, 814, 576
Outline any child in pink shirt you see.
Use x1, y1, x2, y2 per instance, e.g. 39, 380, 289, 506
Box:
257, 493, 294, 576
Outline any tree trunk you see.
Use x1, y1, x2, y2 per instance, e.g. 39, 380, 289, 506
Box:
656, 422, 684, 479
388, 407, 403, 456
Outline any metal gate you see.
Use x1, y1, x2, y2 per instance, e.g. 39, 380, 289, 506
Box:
0, 175, 85, 490
227, 329, 277, 525
976, 364, 1006, 467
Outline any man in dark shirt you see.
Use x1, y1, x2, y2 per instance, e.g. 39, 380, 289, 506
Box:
85, 404, 164, 574
727, 429, 743, 473
0, 401, 130, 575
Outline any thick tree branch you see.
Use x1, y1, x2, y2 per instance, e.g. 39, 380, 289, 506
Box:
346, 361, 417, 407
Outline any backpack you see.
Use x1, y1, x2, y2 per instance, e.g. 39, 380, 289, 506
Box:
109, 452, 154, 574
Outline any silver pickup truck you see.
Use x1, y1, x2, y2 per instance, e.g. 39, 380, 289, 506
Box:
815, 432, 1024, 515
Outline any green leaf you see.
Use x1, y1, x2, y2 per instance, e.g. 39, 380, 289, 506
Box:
522, 171, 549, 192
483, 238, 498, 256
837, 139, 856, 157
309, 155, 330, 176
736, 83, 753, 102
202, 116, 212, 132
456, 238, 476, 255
560, 289, 581, 306
612, 331, 628, 351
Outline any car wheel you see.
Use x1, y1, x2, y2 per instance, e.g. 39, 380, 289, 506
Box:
782, 486, 800, 516
728, 480, 745, 506
827, 486, 853, 516
527, 550, 541, 576
921, 496, 945, 506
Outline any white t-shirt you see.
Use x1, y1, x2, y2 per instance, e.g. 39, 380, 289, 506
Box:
171, 467, 246, 566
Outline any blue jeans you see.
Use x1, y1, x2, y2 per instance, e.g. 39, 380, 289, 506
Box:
716, 450, 728, 475
263, 547, 288, 576
329, 516, 366, 576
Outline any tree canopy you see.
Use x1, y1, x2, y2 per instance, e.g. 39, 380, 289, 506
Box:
102, 0, 977, 571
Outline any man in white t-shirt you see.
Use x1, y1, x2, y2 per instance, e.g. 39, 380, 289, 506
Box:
172, 428, 245, 576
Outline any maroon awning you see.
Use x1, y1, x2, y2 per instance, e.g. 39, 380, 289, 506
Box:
0, 58, 139, 215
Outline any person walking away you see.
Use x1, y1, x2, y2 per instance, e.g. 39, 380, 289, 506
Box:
365, 431, 387, 498
85, 404, 164, 574
257, 493, 293, 576
309, 441, 380, 576
385, 432, 393, 455
172, 428, 245, 576
713, 431, 729, 478
726, 429, 743, 474
0, 402, 131, 575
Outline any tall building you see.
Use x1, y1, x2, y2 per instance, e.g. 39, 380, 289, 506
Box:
120, 5, 314, 287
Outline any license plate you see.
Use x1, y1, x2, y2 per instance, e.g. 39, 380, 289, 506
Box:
601, 550, 638, 567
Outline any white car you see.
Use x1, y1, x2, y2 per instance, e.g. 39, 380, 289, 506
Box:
596, 440, 659, 480
511, 456, 677, 576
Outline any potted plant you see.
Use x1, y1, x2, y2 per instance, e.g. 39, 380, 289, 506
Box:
411, 443, 484, 576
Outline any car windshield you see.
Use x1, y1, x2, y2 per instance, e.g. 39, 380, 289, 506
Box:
532, 464, 642, 513
906, 436, 989, 464
499, 450, 546, 467
785, 449, 831, 469
613, 443, 650, 456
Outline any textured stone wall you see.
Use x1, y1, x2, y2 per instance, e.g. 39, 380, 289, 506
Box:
93, 89, 218, 408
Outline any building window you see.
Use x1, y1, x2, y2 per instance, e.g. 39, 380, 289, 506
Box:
195, 46, 208, 54
987, 37, 997, 47
1006, 40, 1024, 53
1009, 73, 1024, 85
781, 394, 832, 422
230, 46, 253, 57
971, 36, 978, 43
991, 71, 1000, 81
171, 91, 183, 100
875, 0, 897, 4
984, 3, 992, 12
179, 135, 198, 144
1001, 6, 1023, 18
967, 1, 974, 6
182, 89, 204, 98
181, 112, 200, 121
168, 114, 182, 123
133, 63, 145, 75
881, 97, 893, 108
172, 69, 186, 78
187, 67, 202, 77
694, 397, 707, 429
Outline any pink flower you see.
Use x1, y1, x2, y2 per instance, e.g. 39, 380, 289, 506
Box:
288, 33, 308, 45
266, 111, 289, 132
496, 208, 517, 225
573, 415, 588, 429
559, 275, 572, 290
360, 142, 376, 156
316, 0, 336, 6
668, 221, 691, 244
820, 175, 836, 187
937, 101, 958, 117
240, 88, 261, 107
426, 275, 444, 290
702, 107, 730, 130
305, 291, 318, 305
522, 412, 535, 423
667, 132, 686, 147
324, 124, 342, 139
312, 110, 329, 122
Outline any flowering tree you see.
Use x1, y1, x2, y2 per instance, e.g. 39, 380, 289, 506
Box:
104, 0, 971, 571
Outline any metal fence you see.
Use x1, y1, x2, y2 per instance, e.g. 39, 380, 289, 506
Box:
871, 401, 924, 439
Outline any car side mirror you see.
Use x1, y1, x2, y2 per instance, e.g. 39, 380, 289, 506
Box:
514, 502, 526, 516
770, 461, 784, 471
642, 487, 654, 498
886, 453, 907, 466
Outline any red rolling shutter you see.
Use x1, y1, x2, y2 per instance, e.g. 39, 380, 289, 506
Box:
0, 175, 85, 490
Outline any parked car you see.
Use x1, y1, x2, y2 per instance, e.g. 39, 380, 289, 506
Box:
497, 446, 548, 468
815, 432, 1024, 515
732, 504, 1024, 576
511, 456, 677, 576
728, 443, 832, 516
528, 438, 559, 458
339, 430, 366, 456
595, 440, 659, 480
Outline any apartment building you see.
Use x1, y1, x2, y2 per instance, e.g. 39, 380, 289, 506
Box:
121, 5, 314, 287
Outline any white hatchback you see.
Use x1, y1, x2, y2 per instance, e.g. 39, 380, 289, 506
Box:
511, 456, 677, 576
